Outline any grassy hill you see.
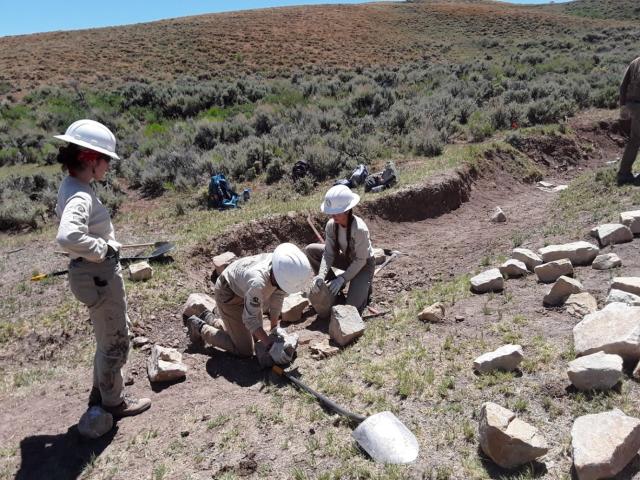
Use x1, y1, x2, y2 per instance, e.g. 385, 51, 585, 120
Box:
547, 0, 640, 21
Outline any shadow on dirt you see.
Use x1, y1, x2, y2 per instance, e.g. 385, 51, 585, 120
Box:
478, 450, 547, 479
15, 425, 117, 480
205, 354, 263, 387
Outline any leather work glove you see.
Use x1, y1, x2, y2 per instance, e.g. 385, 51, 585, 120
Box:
327, 276, 345, 296
268, 327, 299, 365
105, 239, 121, 260
310, 275, 324, 295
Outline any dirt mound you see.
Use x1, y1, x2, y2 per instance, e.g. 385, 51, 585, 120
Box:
510, 134, 588, 171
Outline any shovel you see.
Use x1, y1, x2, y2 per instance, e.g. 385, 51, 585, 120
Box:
272, 366, 419, 464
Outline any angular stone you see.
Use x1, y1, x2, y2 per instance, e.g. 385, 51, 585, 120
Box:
132, 336, 150, 348
595, 223, 633, 246
182, 293, 217, 319
534, 259, 573, 283
499, 259, 528, 278
567, 352, 624, 391
572, 409, 640, 480
538, 241, 599, 266
607, 289, 640, 307
479, 402, 549, 469
512, 248, 542, 272
147, 345, 187, 383
474, 344, 524, 373
78, 406, 114, 439
566, 293, 598, 318
490, 206, 506, 223
418, 302, 445, 323
372, 248, 386, 266
129, 261, 153, 281
281, 293, 309, 323
573, 303, 640, 361
329, 305, 365, 346
310, 339, 340, 360
470, 268, 504, 294
620, 210, 640, 235
308, 281, 336, 319
212, 251, 237, 275
592, 253, 622, 270
611, 277, 640, 297
543, 276, 583, 307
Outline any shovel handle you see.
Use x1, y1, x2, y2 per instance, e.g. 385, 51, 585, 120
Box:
306, 215, 325, 245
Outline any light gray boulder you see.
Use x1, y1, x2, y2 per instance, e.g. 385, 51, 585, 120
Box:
607, 289, 640, 307
499, 259, 528, 278
148, 345, 187, 383
372, 248, 386, 265
182, 293, 216, 319
281, 293, 309, 323
473, 344, 524, 373
418, 302, 445, 323
543, 276, 583, 307
567, 352, 623, 391
534, 259, 573, 283
78, 406, 114, 439
212, 251, 237, 275
573, 303, 640, 361
566, 293, 598, 318
620, 210, 640, 234
592, 253, 622, 270
512, 248, 542, 272
490, 206, 506, 223
538, 241, 599, 266
329, 305, 365, 346
595, 223, 633, 246
308, 280, 336, 318
611, 277, 640, 297
129, 261, 153, 281
572, 409, 640, 480
470, 268, 504, 293
479, 402, 549, 469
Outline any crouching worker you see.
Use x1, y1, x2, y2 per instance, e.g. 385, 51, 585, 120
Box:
305, 185, 375, 313
186, 243, 312, 365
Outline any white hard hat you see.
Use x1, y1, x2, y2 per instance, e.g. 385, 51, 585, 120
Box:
272, 243, 313, 294
320, 184, 360, 215
54, 119, 120, 160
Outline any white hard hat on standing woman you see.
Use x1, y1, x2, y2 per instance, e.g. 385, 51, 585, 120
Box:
54, 119, 120, 160
320, 184, 360, 215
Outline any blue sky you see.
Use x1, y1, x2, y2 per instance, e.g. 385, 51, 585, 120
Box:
1, 0, 572, 37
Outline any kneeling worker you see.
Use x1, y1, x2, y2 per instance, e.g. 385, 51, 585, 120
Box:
187, 243, 313, 364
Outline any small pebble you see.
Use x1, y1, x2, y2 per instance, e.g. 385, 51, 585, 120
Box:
181, 431, 189, 438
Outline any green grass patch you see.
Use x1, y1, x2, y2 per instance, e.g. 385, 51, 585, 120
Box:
201, 103, 255, 121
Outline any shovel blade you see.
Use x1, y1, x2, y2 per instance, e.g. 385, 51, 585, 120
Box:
352, 411, 419, 464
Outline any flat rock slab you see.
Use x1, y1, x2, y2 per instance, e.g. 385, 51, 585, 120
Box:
281, 293, 309, 323
418, 302, 445, 323
538, 241, 599, 266
572, 409, 640, 480
499, 259, 528, 278
620, 210, 640, 234
573, 302, 640, 361
567, 351, 623, 391
474, 344, 523, 373
148, 345, 187, 383
566, 292, 598, 318
543, 276, 583, 307
129, 261, 153, 281
212, 251, 237, 275
592, 253, 622, 270
512, 248, 542, 272
595, 223, 633, 246
534, 259, 573, 283
470, 268, 504, 293
479, 402, 549, 469
611, 277, 640, 297
329, 305, 365, 346
310, 339, 340, 360
607, 289, 640, 307
182, 293, 217, 319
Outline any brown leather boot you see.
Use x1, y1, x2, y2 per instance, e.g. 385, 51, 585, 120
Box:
103, 395, 151, 419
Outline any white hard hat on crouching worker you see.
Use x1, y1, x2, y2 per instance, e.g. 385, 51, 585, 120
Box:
54, 119, 120, 160
320, 184, 360, 215
272, 243, 313, 294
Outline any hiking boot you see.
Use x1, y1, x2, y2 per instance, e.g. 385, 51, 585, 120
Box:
103, 395, 151, 419
88, 387, 101, 407
617, 173, 637, 186
186, 315, 205, 346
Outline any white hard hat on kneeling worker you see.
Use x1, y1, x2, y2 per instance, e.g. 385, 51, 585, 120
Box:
320, 184, 360, 215
272, 243, 313, 294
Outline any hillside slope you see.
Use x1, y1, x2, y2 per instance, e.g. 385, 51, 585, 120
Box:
546, 0, 640, 21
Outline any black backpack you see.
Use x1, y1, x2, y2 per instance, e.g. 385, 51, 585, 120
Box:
292, 160, 309, 180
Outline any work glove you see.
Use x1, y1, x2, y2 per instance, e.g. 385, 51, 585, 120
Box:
327, 276, 345, 296
310, 275, 324, 295
105, 239, 121, 260
268, 327, 299, 365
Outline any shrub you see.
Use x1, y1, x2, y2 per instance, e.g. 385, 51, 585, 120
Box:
411, 126, 444, 157
252, 105, 277, 136
194, 121, 219, 150
302, 144, 343, 181
265, 159, 285, 184
468, 111, 495, 142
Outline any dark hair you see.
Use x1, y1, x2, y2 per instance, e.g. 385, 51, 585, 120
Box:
56, 144, 86, 173
333, 209, 354, 259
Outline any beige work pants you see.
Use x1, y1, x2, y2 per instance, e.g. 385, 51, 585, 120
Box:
620, 103, 640, 177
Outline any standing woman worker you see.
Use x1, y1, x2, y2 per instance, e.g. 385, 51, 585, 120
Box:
305, 185, 375, 312
54, 119, 150, 418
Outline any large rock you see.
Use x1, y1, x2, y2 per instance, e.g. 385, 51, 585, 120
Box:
573, 303, 640, 361
534, 259, 573, 283
148, 345, 187, 383
129, 261, 153, 281
620, 210, 640, 235
281, 293, 309, 323
538, 241, 599, 266
372, 248, 386, 265
499, 259, 528, 279
611, 277, 640, 297
470, 268, 504, 294
543, 276, 583, 307
479, 402, 549, 469
308, 281, 336, 318
567, 351, 624, 391
78, 406, 114, 439
418, 302, 445, 323
566, 292, 598, 318
473, 344, 523, 373
490, 206, 506, 223
591, 253, 622, 270
595, 223, 633, 246
182, 293, 216, 319
512, 248, 542, 272
572, 409, 640, 480
607, 289, 640, 307
329, 305, 365, 346
310, 339, 340, 360
212, 251, 237, 275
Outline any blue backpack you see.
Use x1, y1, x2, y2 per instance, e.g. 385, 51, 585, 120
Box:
208, 174, 239, 209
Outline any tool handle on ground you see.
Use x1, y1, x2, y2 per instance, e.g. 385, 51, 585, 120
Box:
272, 366, 366, 423
306, 215, 325, 244
31, 269, 69, 281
